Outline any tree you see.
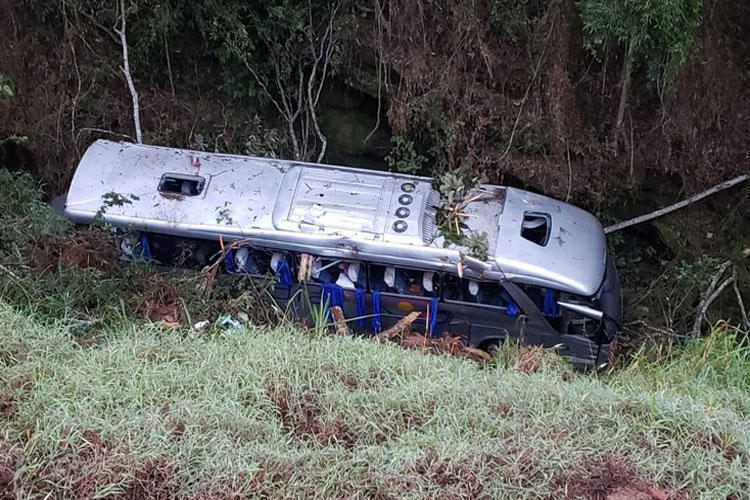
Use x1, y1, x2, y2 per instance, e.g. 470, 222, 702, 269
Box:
196, 0, 348, 162
579, 0, 703, 142
115, 0, 143, 143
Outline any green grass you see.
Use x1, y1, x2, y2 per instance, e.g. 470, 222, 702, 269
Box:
2, 303, 749, 499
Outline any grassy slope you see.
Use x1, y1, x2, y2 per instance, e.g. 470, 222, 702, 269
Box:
2, 304, 749, 499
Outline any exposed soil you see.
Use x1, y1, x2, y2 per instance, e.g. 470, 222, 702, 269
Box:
412, 450, 484, 499
562, 453, 683, 500
138, 276, 182, 327
60, 237, 120, 272
27, 231, 120, 274
16, 430, 180, 500
265, 384, 356, 449
0, 442, 17, 500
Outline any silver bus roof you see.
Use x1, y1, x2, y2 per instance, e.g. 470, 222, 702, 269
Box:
64, 140, 607, 296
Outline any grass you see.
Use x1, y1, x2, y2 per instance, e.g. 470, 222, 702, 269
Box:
1, 303, 749, 499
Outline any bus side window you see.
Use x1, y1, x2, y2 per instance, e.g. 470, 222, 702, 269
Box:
442, 274, 463, 301
235, 248, 296, 281
473, 282, 508, 308
310, 259, 365, 289
311, 258, 341, 284
235, 247, 264, 275
442, 275, 508, 309
521, 284, 559, 317
369, 265, 438, 297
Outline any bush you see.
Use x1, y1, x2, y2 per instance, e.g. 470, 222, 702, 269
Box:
579, 0, 704, 84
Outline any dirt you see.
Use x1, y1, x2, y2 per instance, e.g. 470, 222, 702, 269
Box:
0, 442, 17, 500
16, 430, 180, 500
648, 0, 750, 194
414, 450, 484, 498
118, 459, 178, 500
366, 450, 484, 500
265, 385, 356, 449
60, 239, 119, 272
0, 393, 16, 422
562, 453, 682, 500
138, 276, 182, 327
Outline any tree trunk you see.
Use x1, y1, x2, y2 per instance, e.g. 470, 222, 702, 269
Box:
615, 43, 633, 144
118, 0, 142, 144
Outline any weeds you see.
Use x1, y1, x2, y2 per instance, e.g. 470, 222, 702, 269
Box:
385, 135, 427, 175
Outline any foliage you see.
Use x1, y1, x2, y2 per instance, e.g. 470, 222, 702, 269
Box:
464, 232, 489, 261
433, 168, 487, 257
385, 136, 427, 175
578, 0, 704, 83
402, 91, 463, 168
675, 255, 724, 287
24, 0, 357, 160
628, 321, 750, 403
0, 73, 13, 99
0, 170, 70, 256
489, 0, 548, 41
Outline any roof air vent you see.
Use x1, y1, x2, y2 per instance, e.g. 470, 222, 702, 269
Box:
396, 207, 410, 218
521, 212, 551, 246
393, 220, 408, 233
398, 194, 413, 205
158, 173, 205, 196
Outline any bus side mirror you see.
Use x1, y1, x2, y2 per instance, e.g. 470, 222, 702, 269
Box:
557, 301, 604, 321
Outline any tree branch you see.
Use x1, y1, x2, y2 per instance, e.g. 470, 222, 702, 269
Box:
605, 174, 749, 234
116, 0, 142, 143
732, 268, 749, 330
692, 261, 733, 336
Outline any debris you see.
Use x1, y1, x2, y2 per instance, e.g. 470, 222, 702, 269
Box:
193, 320, 210, 331
382, 328, 494, 363
402, 332, 430, 349
298, 253, 313, 282
463, 347, 493, 362
692, 261, 734, 335
59, 235, 119, 271
330, 306, 349, 335
217, 315, 244, 336
377, 312, 421, 341
514, 346, 556, 374
140, 278, 181, 327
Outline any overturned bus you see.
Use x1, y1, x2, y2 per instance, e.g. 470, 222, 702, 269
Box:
63, 140, 621, 368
